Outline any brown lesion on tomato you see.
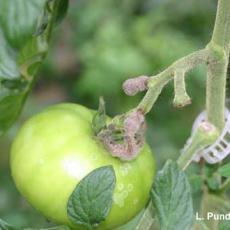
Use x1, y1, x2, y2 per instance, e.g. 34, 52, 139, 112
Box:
97, 110, 146, 161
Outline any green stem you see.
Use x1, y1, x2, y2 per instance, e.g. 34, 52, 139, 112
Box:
177, 122, 219, 170
137, 49, 208, 114
211, 0, 230, 51
206, 0, 230, 130
219, 177, 230, 192
173, 70, 191, 107
206, 49, 228, 130
133, 202, 159, 230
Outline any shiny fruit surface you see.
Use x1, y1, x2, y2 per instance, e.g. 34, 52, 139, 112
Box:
10, 103, 155, 229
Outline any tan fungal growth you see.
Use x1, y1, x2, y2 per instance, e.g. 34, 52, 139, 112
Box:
98, 110, 146, 161
122, 76, 149, 96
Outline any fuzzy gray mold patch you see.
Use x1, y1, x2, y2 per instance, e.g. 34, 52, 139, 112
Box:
98, 110, 146, 161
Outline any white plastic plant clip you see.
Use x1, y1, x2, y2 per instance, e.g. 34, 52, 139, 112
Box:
183, 108, 230, 164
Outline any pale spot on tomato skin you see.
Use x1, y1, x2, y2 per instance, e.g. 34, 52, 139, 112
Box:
62, 157, 89, 179
113, 184, 135, 208
38, 159, 45, 165
113, 190, 129, 208
119, 163, 132, 176
127, 184, 134, 192
133, 198, 139, 205
91, 153, 98, 161
118, 183, 124, 191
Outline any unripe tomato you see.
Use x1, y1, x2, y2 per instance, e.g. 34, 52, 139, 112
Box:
10, 103, 155, 229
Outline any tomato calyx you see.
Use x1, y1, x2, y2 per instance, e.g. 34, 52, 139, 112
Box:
92, 98, 146, 161
92, 97, 107, 135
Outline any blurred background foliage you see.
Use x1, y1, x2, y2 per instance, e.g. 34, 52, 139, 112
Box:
0, 0, 218, 228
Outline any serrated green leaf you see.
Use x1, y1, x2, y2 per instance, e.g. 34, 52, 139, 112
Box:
218, 162, 230, 178
67, 165, 116, 229
151, 160, 193, 230
0, 0, 67, 134
0, 218, 17, 230
0, 0, 46, 49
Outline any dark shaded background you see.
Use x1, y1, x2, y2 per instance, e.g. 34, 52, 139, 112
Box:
0, 0, 218, 228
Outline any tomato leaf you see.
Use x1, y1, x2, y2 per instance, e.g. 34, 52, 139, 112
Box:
151, 160, 194, 230
35, 0, 69, 36
0, 0, 67, 135
0, 0, 46, 49
0, 219, 17, 230
67, 166, 116, 229
54, 0, 69, 25
218, 162, 230, 178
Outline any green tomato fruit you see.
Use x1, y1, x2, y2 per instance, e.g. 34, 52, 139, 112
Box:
10, 103, 155, 229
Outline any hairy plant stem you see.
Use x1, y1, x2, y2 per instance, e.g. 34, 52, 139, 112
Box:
177, 0, 230, 170
177, 122, 219, 170
134, 203, 158, 230
207, 0, 230, 130
211, 0, 230, 52
137, 49, 208, 114
219, 177, 230, 193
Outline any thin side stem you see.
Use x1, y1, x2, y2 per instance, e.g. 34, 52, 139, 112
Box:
137, 49, 209, 113
134, 203, 159, 230
219, 177, 230, 192
177, 122, 219, 170
173, 70, 191, 107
